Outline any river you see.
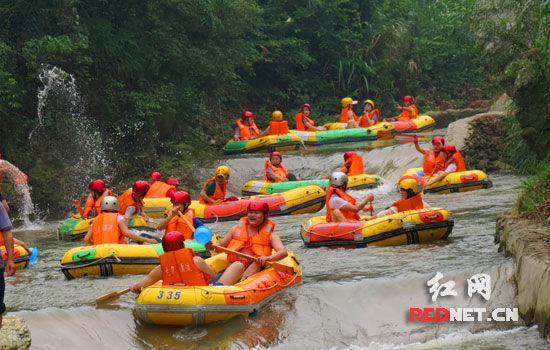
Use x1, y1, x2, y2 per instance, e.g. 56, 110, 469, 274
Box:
6, 129, 550, 349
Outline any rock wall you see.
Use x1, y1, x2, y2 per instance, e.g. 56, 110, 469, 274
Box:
0, 315, 32, 349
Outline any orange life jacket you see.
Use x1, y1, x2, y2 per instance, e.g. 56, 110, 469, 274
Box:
390, 193, 424, 212
268, 120, 289, 135
82, 189, 114, 219
199, 177, 227, 204
118, 188, 142, 215
358, 109, 380, 127
295, 112, 316, 131
340, 106, 358, 123
226, 217, 274, 263
339, 154, 364, 176
325, 185, 361, 222
423, 149, 445, 174
159, 248, 209, 286
165, 209, 196, 240
397, 105, 418, 121
236, 120, 260, 140
145, 181, 175, 198
264, 160, 289, 183
91, 212, 127, 245
445, 151, 466, 172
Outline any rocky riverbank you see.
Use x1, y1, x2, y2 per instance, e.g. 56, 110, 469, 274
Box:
0, 315, 32, 349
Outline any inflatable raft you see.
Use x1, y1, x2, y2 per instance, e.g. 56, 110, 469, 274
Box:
399, 168, 493, 194
143, 197, 172, 218
1, 244, 30, 270
224, 134, 304, 155
323, 115, 436, 135
241, 174, 383, 196
58, 214, 151, 240
190, 184, 326, 222
60, 239, 216, 279
290, 127, 377, 146
300, 208, 454, 248
135, 250, 301, 326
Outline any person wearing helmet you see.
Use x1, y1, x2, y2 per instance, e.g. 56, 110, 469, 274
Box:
157, 191, 205, 239
358, 99, 380, 127
386, 95, 418, 122
130, 231, 216, 293
147, 171, 162, 185
233, 111, 262, 141
199, 166, 230, 204
340, 97, 359, 127
326, 172, 374, 222
145, 175, 178, 199
424, 144, 466, 187
118, 180, 151, 226
264, 151, 299, 182
84, 196, 157, 245
72, 179, 115, 219
368, 179, 427, 220
413, 135, 446, 175
207, 200, 287, 286
263, 110, 289, 136
295, 104, 326, 132
339, 152, 364, 176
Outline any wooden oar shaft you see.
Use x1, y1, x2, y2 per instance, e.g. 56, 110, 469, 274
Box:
96, 287, 131, 304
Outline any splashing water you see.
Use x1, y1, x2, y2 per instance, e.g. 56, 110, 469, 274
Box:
0, 159, 35, 227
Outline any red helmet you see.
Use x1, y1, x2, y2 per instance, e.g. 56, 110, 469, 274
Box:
403, 95, 413, 103
171, 191, 191, 205
432, 136, 445, 146
132, 180, 150, 195
247, 200, 269, 213
344, 151, 357, 161
270, 151, 282, 159
166, 178, 180, 186
242, 110, 254, 119
88, 179, 106, 192
149, 171, 162, 181
162, 231, 185, 252
301, 103, 311, 110
442, 144, 456, 154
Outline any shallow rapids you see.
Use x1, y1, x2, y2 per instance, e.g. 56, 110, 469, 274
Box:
6, 130, 550, 349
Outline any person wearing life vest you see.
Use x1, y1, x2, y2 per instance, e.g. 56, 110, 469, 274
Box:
206, 200, 287, 286
340, 97, 358, 127
368, 179, 429, 220
84, 196, 157, 245
147, 171, 162, 186
72, 179, 115, 219
118, 180, 150, 226
413, 135, 446, 175
264, 151, 291, 183
145, 176, 178, 199
130, 231, 217, 292
199, 166, 230, 204
326, 172, 374, 223
295, 103, 326, 132
157, 191, 204, 240
424, 144, 466, 187
385, 95, 418, 122
233, 111, 262, 141
339, 152, 364, 176
262, 110, 289, 136
358, 99, 380, 127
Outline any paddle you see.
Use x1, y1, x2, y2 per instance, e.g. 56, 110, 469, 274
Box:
179, 213, 295, 275
95, 287, 131, 304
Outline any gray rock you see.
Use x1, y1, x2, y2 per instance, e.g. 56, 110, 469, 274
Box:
0, 315, 31, 349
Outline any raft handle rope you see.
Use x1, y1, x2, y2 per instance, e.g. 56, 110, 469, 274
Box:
195, 272, 300, 296
61, 252, 121, 268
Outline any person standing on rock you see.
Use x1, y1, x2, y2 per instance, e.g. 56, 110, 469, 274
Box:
0, 195, 16, 329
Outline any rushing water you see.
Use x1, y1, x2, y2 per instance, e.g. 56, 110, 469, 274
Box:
6, 129, 549, 349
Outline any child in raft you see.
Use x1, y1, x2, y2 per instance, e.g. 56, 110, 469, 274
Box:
423, 144, 466, 187
366, 179, 429, 220
326, 172, 374, 222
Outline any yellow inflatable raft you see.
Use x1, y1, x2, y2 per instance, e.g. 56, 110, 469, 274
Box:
324, 115, 436, 136
1, 244, 30, 270
143, 197, 173, 218
300, 208, 454, 248
224, 134, 304, 154
135, 250, 301, 326
190, 184, 326, 222
400, 168, 493, 194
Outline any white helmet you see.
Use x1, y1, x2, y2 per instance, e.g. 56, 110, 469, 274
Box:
100, 196, 119, 212
329, 172, 348, 187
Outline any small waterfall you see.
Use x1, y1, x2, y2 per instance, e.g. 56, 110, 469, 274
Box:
0, 159, 34, 226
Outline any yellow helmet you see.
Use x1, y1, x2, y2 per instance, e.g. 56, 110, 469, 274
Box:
364, 99, 375, 108
341, 97, 353, 107
398, 178, 420, 194
215, 166, 230, 177
272, 110, 283, 121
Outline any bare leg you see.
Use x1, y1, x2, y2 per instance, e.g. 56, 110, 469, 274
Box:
217, 261, 245, 285
330, 209, 347, 223
193, 256, 216, 279
241, 262, 261, 280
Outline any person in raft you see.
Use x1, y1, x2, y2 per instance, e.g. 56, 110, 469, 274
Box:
413, 135, 445, 176
72, 179, 115, 219
157, 191, 204, 239
84, 196, 157, 245
233, 111, 261, 141
326, 172, 374, 223
340, 97, 359, 128
262, 110, 289, 136
130, 231, 217, 292
339, 151, 364, 176
0, 196, 16, 328
295, 103, 326, 131
264, 151, 299, 183
358, 99, 380, 127
199, 166, 237, 204
118, 180, 151, 226
385, 95, 418, 122
145, 171, 178, 199
367, 179, 429, 220
423, 144, 466, 187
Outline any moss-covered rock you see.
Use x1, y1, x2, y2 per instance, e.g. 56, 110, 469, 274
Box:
0, 315, 31, 349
